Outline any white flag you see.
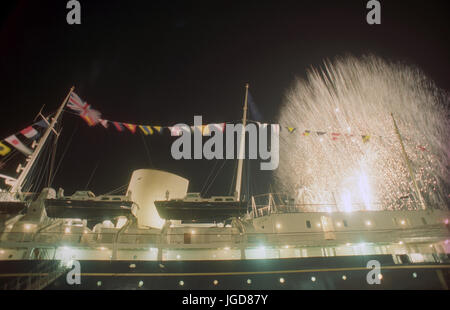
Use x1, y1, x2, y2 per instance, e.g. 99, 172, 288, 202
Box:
5, 135, 32, 156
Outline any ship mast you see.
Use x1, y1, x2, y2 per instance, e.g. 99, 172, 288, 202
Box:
391, 113, 426, 210
234, 83, 249, 201
9, 86, 74, 196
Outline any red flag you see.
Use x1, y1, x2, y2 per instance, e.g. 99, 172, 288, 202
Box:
113, 122, 124, 132
331, 133, 341, 140
123, 123, 137, 134
20, 126, 39, 139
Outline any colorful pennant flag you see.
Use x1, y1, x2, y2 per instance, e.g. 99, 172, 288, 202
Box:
113, 122, 124, 132
139, 125, 154, 135
20, 126, 39, 139
35, 119, 49, 128
331, 133, 341, 140
123, 123, 137, 134
153, 126, 163, 134
417, 145, 427, 152
211, 123, 225, 132
316, 131, 326, 136
362, 135, 371, 143
303, 130, 311, 136
287, 127, 296, 133
99, 119, 109, 128
0, 142, 11, 156
5, 135, 32, 156
202, 125, 211, 136
169, 126, 183, 136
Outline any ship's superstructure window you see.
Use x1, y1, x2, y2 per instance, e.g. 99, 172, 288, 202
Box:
343, 220, 348, 227
421, 217, 427, 225
306, 220, 311, 228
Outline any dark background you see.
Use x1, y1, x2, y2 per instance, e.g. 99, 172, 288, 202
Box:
0, 0, 449, 196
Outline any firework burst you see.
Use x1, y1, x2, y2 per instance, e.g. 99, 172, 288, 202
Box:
276, 55, 450, 211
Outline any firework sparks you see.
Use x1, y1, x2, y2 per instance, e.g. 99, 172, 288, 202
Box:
276, 55, 450, 211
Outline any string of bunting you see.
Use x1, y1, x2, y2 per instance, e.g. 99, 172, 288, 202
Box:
0, 119, 49, 157
1, 91, 428, 158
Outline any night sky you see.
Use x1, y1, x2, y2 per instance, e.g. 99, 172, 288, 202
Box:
0, 0, 449, 197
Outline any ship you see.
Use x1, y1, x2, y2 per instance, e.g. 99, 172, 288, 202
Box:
0, 85, 449, 290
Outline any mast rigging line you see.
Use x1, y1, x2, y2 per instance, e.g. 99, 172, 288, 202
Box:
139, 130, 154, 168
101, 183, 129, 196
49, 124, 79, 187
200, 159, 219, 195
203, 159, 228, 196
84, 161, 99, 190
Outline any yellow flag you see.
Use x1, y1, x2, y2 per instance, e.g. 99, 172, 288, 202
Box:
362, 135, 370, 143
202, 125, 211, 136
0, 141, 11, 156
153, 126, 163, 133
287, 127, 296, 133
139, 125, 153, 135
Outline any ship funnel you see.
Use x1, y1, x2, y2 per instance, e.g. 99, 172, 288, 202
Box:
126, 169, 189, 229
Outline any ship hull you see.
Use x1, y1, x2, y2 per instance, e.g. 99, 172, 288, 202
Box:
44, 199, 133, 220
1, 255, 449, 290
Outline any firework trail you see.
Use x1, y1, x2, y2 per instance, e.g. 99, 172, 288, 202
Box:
276, 55, 450, 211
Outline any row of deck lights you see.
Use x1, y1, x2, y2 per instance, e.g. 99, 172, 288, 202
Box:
95, 271, 421, 288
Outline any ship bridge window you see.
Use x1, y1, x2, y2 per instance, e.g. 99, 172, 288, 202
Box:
112, 198, 121, 201
343, 220, 348, 227
214, 198, 223, 201
225, 198, 233, 202
306, 220, 311, 228
101, 197, 109, 200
